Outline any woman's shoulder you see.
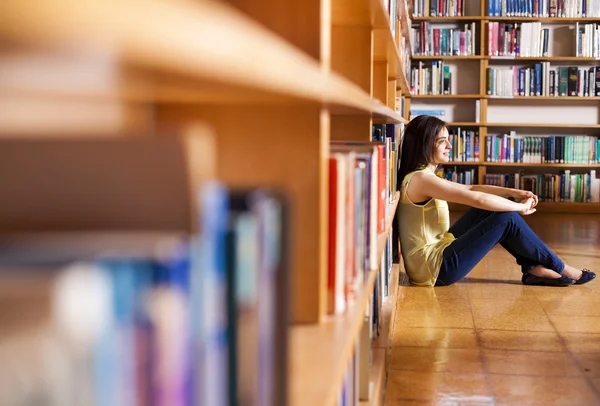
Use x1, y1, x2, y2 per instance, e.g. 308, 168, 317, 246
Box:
407, 168, 436, 182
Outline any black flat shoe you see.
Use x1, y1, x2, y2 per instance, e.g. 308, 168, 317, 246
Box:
575, 269, 596, 285
522, 273, 576, 287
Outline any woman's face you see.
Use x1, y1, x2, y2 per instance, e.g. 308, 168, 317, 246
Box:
432, 127, 451, 164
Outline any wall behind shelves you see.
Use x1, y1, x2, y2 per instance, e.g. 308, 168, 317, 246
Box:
487, 99, 600, 125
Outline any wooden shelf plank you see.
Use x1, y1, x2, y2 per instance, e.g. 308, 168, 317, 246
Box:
488, 56, 600, 61
488, 96, 600, 100
411, 94, 482, 98
444, 162, 600, 168
372, 264, 400, 349
485, 123, 600, 128
482, 162, 600, 168
0, 0, 404, 124
359, 263, 401, 406
443, 161, 482, 165
446, 122, 483, 126
486, 16, 600, 23
412, 55, 483, 60
410, 94, 600, 101
412, 16, 485, 21
289, 193, 400, 406
358, 348, 386, 406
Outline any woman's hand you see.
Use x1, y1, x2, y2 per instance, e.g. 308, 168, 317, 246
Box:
509, 189, 538, 208
518, 197, 537, 215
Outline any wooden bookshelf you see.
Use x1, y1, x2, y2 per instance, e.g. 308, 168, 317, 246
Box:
0, 0, 406, 125
289, 194, 400, 406
1, 0, 413, 404
407, 0, 600, 213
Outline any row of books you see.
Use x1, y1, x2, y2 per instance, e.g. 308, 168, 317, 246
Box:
411, 22, 477, 56
373, 124, 402, 204
576, 23, 600, 58
337, 233, 394, 405
488, 0, 600, 17
486, 65, 600, 97
485, 134, 600, 164
446, 128, 481, 162
410, 60, 452, 95
411, 0, 466, 16
485, 170, 600, 202
437, 166, 478, 185
488, 22, 549, 57
384, 0, 400, 39
0, 183, 290, 406
328, 124, 401, 315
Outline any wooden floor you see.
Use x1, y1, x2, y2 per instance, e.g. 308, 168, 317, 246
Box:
384, 213, 600, 406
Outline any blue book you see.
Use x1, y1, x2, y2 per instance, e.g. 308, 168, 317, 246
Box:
196, 181, 230, 406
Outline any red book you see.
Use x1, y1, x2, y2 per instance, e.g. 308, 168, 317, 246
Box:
327, 155, 346, 314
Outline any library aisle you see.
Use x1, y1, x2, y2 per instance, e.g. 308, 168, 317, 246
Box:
384, 214, 600, 405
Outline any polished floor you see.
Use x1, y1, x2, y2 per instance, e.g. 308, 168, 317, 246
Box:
385, 214, 600, 406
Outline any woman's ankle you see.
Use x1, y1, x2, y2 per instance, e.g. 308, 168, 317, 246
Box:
562, 264, 583, 280
527, 265, 562, 279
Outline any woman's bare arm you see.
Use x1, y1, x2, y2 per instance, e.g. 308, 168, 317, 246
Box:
411, 171, 536, 214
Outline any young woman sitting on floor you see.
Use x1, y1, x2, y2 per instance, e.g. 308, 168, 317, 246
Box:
397, 115, 595, 287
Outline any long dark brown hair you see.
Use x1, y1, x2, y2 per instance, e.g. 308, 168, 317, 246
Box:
397, 115, 447, 189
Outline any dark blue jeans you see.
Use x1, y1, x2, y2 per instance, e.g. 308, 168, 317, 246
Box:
435, 208, 565, 286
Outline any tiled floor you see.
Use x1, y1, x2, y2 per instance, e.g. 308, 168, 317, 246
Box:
385, 214, 600, 406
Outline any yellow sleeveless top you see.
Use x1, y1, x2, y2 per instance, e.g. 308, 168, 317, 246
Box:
398, 168, 456, 286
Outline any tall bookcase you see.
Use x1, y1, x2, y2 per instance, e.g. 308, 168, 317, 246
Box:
405, 0, 600, 213
0, 0, 412, 405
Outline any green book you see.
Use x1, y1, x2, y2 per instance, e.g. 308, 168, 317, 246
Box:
558, 67, 569, 96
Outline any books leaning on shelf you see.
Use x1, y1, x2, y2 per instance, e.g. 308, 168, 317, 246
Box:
487, 0, 600, 17
576, 23, 600, 58
336, 225, 396, 404
328, 123, 401, 315
0, 184, 291, 406
487, 65, 600, 97
485, 133, 600, 164
448, 127, 480, 162
411, 60, 452, 95
437, 165, 478, 185
485, 170, 600, 203
412, 22, 477, 56
411, 0, 465, 17
488, 22, 549, 57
